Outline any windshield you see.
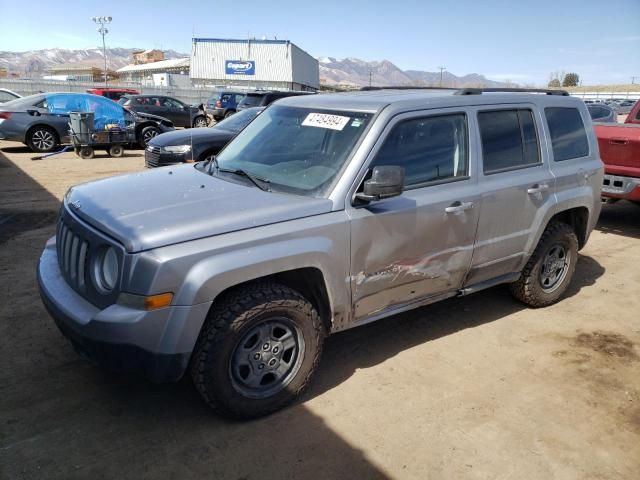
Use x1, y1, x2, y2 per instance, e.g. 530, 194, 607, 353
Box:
213, 105, 373, 196
212, 108, 262, 132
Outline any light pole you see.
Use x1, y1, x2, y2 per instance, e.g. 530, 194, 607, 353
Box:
92, 16, 112, 86
437, 66, 446, 87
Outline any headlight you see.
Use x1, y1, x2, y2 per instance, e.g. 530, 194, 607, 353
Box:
95, 246, 119, 292
161, 145, 191, 154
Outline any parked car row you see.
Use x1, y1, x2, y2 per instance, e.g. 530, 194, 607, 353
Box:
0, 92, 174, 152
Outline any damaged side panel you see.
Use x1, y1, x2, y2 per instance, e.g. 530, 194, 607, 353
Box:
348, 179, 480, 322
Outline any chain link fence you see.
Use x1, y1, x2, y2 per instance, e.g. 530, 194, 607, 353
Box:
0, 78, 220, 105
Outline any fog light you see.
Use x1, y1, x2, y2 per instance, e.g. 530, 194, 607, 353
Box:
117, 292, 173, 310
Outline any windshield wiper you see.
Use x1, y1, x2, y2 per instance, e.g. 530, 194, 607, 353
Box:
218, 167, 271, 192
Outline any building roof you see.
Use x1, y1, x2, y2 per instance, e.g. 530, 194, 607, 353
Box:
117, 58, 190, 73
193, 37, 291, 45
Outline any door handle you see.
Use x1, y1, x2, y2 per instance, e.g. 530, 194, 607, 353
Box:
609, 138, 629, 145
445, 201, 474, 213
527, 183, 549, 194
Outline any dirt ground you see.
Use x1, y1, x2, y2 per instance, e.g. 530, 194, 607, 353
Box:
1, 140, 639, 480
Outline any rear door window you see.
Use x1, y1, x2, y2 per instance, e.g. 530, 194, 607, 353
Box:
544, 107, 589, 161
478, 109, 541, 174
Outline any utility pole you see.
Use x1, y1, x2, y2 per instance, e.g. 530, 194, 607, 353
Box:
632, 76, 637, 85
438, 66, 446, 87
369, 69, 372, 87
92, 16, 112, 87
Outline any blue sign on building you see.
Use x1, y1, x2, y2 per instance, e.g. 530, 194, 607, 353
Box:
225, 60, 256, 75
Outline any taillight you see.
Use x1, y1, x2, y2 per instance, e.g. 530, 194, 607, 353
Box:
215, 100, 222, 108
0, 112, 12, 120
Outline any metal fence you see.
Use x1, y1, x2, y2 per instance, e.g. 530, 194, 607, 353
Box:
0, 78, 220, 105
568, 91, 640, 101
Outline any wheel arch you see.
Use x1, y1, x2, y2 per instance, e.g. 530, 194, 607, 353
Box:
204, 267, 333, 335
549, 206, 590, 249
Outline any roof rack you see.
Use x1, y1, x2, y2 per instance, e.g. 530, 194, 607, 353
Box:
455, 87, 569, 96
360, 86, 570, 96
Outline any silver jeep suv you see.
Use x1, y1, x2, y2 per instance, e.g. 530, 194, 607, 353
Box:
38, 88, 603, 418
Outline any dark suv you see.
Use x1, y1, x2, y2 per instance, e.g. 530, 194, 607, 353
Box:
236, 90, 314, 112
119, 95, 208, 128
207, 91, 245, 120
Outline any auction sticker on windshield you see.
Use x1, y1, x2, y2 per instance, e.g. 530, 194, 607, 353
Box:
302, 113, 351, 131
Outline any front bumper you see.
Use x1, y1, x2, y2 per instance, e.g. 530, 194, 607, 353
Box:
602, 174, 640, 201
37, 237, 211, 382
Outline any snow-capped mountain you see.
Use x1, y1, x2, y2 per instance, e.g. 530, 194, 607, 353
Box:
319, 57, 509, 88
0, 47, 187, 75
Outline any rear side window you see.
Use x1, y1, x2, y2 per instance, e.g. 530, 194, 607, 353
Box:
371, 113, 468, 187
478, 109, 541, 174
240, 94, 262, 107
545, 107, 589, 161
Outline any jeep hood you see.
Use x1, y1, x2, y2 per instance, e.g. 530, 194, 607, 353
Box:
65, 165, 332, 252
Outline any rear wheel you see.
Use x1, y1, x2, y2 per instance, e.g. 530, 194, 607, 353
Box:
510, 222, 578, 308
224, 110, 235, 119
27, 126, 58, 153
139, 126, 160, 148
191, 282, 324, 419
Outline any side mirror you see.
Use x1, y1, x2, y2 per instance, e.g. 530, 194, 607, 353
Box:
355, 165, 405, 203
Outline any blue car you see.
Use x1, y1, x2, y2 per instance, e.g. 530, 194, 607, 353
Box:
0, 92, 175, 153
206, 91, 245, 121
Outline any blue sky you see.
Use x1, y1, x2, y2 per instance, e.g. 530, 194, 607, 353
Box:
1, 0, 639, 85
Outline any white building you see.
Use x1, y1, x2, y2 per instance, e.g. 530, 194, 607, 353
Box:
190, 38, 319, 91
117, 58, 190, 86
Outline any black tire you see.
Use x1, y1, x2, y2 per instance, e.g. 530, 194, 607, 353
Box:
224, 110, 235, 119
192, 116, 208, 128
510, 222, 578, 308
78, 146, 94, 159
27, 126, 58, 153
139, 125, 160, 148
109, 145, 124, 157
191, 282, 324, 419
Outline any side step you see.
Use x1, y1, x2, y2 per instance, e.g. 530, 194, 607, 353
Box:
458, 272, 521, 297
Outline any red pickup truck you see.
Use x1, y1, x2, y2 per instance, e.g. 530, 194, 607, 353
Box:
594, 99, 640, 202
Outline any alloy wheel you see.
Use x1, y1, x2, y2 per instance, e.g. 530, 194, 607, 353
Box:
32, 129, 55, 151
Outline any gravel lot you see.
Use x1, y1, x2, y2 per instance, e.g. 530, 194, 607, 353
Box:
1, 140, 639, 479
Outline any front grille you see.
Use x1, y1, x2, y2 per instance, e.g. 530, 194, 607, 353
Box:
145, 146, 161, 168
56, 218, 90, 293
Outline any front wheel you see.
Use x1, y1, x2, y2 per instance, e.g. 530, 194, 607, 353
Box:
192, 116, 208, 128
510, 222, 578, 308
191, 282, 324, 419
139, 126, 160, 148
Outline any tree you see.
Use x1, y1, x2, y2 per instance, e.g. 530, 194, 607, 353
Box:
548, 78, 561, 88
562, 72, 580, 87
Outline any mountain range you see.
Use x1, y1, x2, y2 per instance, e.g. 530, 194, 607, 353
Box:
318, 57, 508, 88
0, 47, 186, 76
0, 48, 508, 87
